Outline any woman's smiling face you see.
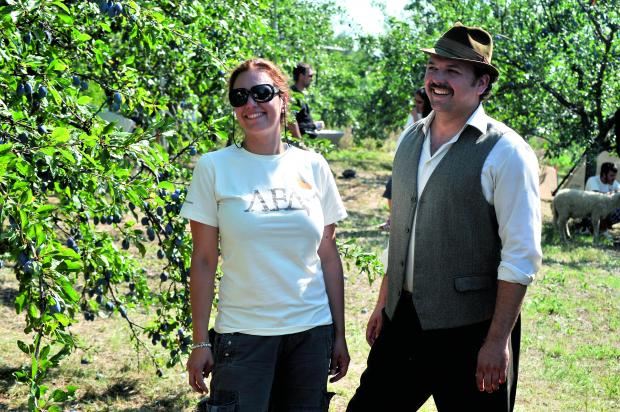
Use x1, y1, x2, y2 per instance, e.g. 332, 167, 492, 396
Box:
232, 68, 283, 139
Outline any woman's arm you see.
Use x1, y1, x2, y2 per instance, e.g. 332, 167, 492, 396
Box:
186, 220, 219, 394
317, 223, 350, 382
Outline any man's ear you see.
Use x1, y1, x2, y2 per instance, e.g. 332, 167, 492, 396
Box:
477, 73, 490, 96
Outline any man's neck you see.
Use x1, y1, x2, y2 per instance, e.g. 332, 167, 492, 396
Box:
294, 81, 306, 92
428, 106, 478, 156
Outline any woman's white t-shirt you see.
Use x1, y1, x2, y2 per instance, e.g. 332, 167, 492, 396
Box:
180, 145, 347, 336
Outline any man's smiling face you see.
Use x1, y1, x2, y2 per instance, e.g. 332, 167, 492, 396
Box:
424, 54, 489, 117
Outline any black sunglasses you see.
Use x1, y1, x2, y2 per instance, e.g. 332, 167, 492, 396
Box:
229, 84, 281, 107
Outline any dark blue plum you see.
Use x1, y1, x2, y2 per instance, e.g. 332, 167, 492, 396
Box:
37, 86, 48, 99
147, 227, 156, 241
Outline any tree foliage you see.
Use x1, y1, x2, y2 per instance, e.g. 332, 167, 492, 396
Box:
347, 0, 619, 168
0, 1, 349, 410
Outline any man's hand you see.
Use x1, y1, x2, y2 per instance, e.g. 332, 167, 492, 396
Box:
329, 335, 350, 382
187, 347, 215, 394
365, 306, 384, 346
315, 120, 324, 131
476, 338, 509, 393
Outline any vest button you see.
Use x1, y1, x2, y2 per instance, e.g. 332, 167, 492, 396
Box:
405, 228, 410, 233
400, 261, 404, 267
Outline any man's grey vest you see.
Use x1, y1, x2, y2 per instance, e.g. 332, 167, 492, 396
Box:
385, 121, 503, 330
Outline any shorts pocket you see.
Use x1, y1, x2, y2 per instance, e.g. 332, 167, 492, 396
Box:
202, 390, 238, 412
213, 333, 238, 365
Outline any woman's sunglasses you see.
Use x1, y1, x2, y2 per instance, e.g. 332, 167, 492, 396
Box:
229, 84, 280, 107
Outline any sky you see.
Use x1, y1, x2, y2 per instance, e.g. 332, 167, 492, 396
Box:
333, 0, 410, 35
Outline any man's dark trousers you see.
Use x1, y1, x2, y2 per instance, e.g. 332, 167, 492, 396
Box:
347, 292, 520, 411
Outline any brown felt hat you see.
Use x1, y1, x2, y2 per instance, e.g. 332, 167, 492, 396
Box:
421, 22, 499, 79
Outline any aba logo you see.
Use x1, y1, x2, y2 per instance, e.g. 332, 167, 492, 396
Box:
244, 177, 315, 214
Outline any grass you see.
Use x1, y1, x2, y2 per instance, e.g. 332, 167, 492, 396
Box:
1, 146, 619, 411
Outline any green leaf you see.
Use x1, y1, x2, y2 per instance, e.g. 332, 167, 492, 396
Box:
47, 59, 67, 72
31, 354, 38, 379
56, 13, 73, 24
14, 292, 27, 313
36, 204, 57, 215
157, 181, 175, 191
77, 95, 92, 105
73, 30, 91, 42
40, 345, 50, 360
51, 389, 68, 402
52, 1, 70, 13
58, 148, 76, 164
28, 303, 41, 319
0, 142, 13, 154
151, 11, 165, 23
17, 340, 31, 355
66, 385, 78, 396
49, 87, 62, 105
51, 127, 70, 143
60, 280, 80, 302
53, 313, 72, 327
19, 188, 34, 205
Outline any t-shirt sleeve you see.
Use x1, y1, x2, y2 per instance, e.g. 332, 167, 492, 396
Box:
316, 155, 347, 225
179, 154, 218, 227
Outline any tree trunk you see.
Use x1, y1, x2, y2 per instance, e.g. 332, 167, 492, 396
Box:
584, 152, 598, 185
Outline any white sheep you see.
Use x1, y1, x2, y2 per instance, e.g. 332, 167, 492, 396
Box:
552, 189, 620, 243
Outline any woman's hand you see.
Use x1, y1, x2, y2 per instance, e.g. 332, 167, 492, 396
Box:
329, 335, 350, 383
187, 347, 215, 393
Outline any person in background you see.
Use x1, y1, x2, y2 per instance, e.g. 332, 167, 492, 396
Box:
289, 62, 324, 138
404, 87, 433, 129
183, 58, 349, 411
348, 23, 542, 411
584, 162, 620, 236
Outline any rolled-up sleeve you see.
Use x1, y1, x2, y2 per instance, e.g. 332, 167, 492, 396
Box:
484, 134, 543, 285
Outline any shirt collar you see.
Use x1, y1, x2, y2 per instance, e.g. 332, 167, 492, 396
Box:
422, 103, 488, 137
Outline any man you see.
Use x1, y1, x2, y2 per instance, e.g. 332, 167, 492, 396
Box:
585, 162, 620, 234
586, 162, 620, 193
347, 23, 542, 411
289, 62, 324, 138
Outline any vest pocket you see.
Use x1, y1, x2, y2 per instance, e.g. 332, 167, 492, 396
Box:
454, 275, 495, 292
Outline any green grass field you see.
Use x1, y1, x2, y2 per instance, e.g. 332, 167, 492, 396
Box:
1, 148, 618, 411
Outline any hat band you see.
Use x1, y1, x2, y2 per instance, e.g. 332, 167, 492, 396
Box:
434, 38, 489, 64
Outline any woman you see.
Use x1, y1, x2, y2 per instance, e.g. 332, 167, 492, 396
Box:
182, 58, 349, 411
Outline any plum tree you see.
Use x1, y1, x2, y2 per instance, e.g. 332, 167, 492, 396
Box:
0, 0, 374, 410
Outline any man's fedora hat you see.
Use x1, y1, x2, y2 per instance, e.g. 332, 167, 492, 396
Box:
421, 22, 499, 79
